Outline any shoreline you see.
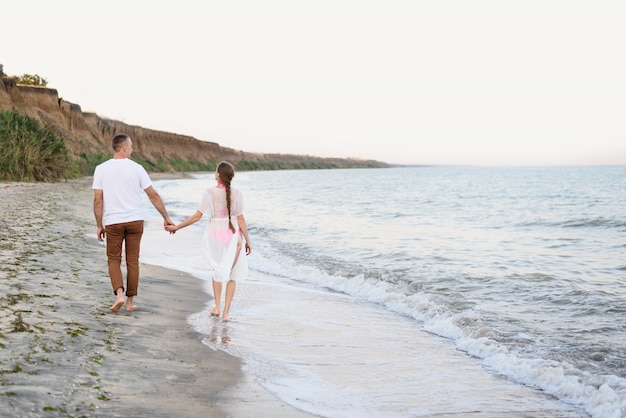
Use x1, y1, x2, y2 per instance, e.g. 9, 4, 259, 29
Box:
0, 178, 313, 417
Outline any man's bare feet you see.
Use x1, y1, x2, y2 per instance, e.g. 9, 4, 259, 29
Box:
209, 307, 220, 317
126, 306, 140, 312
110, 299, 125, 312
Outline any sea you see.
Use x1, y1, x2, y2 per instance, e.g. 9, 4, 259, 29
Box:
138, 166, 625, 418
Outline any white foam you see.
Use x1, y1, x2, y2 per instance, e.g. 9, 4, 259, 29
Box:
238, 247, 626, 418
189, 272, 582, 417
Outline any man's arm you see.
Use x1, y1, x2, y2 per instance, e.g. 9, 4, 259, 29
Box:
144, 186, 174, 228
93, 189, 106, 241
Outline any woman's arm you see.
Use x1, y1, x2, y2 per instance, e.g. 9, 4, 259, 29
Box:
166, 210, 203, 233
237, 214, 252, 254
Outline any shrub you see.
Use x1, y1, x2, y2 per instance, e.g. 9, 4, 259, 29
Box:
0, 111, 78, 181
78, 152, 110, 176
14, 73, 48, 86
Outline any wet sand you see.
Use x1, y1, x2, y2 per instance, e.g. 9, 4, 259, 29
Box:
0, 178, 314, 417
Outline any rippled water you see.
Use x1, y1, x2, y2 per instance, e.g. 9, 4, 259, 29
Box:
241, 166, 625, 371
145, 166, 625, 417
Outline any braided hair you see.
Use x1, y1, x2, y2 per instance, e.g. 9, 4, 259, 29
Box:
217, 161, 236, 233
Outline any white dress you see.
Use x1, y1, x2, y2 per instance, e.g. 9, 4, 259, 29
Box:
198, 186, 248, 283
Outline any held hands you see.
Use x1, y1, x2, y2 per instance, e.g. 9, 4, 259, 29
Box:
164, 218, 176, 235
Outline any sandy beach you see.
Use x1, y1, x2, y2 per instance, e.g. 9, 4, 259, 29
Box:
0, 177, 315, 418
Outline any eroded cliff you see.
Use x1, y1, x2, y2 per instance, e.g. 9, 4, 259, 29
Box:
0, 75, 387, 172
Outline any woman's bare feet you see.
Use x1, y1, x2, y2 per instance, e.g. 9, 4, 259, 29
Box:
209, 307, 220, 317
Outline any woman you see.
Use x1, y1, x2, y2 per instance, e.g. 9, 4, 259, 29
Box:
166, 161, 251, 320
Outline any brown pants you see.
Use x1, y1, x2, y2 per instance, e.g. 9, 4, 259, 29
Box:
105, 220, 144, 296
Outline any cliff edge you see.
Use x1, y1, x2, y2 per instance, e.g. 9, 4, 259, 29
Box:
0, 73, 387, 172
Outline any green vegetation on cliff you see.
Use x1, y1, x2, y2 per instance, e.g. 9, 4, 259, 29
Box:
76, 153, 385, 177
0, 108, 388, 182
236, 160, 383, 171
0, 111, 78, 182
14, 73, 48, 87
76, 153, 218, 176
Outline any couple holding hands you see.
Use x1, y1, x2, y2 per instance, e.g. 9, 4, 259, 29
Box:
93, 134, 251, 321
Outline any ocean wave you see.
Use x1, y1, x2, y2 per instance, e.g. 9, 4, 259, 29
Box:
249, 250, 626, 418
516, 217, 626, 229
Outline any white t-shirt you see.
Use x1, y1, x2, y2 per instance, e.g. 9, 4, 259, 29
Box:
92, 158, 152, 226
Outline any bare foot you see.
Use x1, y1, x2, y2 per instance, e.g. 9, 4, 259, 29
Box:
109, 299, 125, 312
126, 306, 140, 312
209, 307, 220, 317
222, 313, 230, 321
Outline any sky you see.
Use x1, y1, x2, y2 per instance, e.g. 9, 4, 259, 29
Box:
2, 0, 625, 166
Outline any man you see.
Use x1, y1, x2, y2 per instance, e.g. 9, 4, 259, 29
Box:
93, 133, 174, 312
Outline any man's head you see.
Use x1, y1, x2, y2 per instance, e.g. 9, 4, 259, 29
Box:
112, 134, 133, 157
